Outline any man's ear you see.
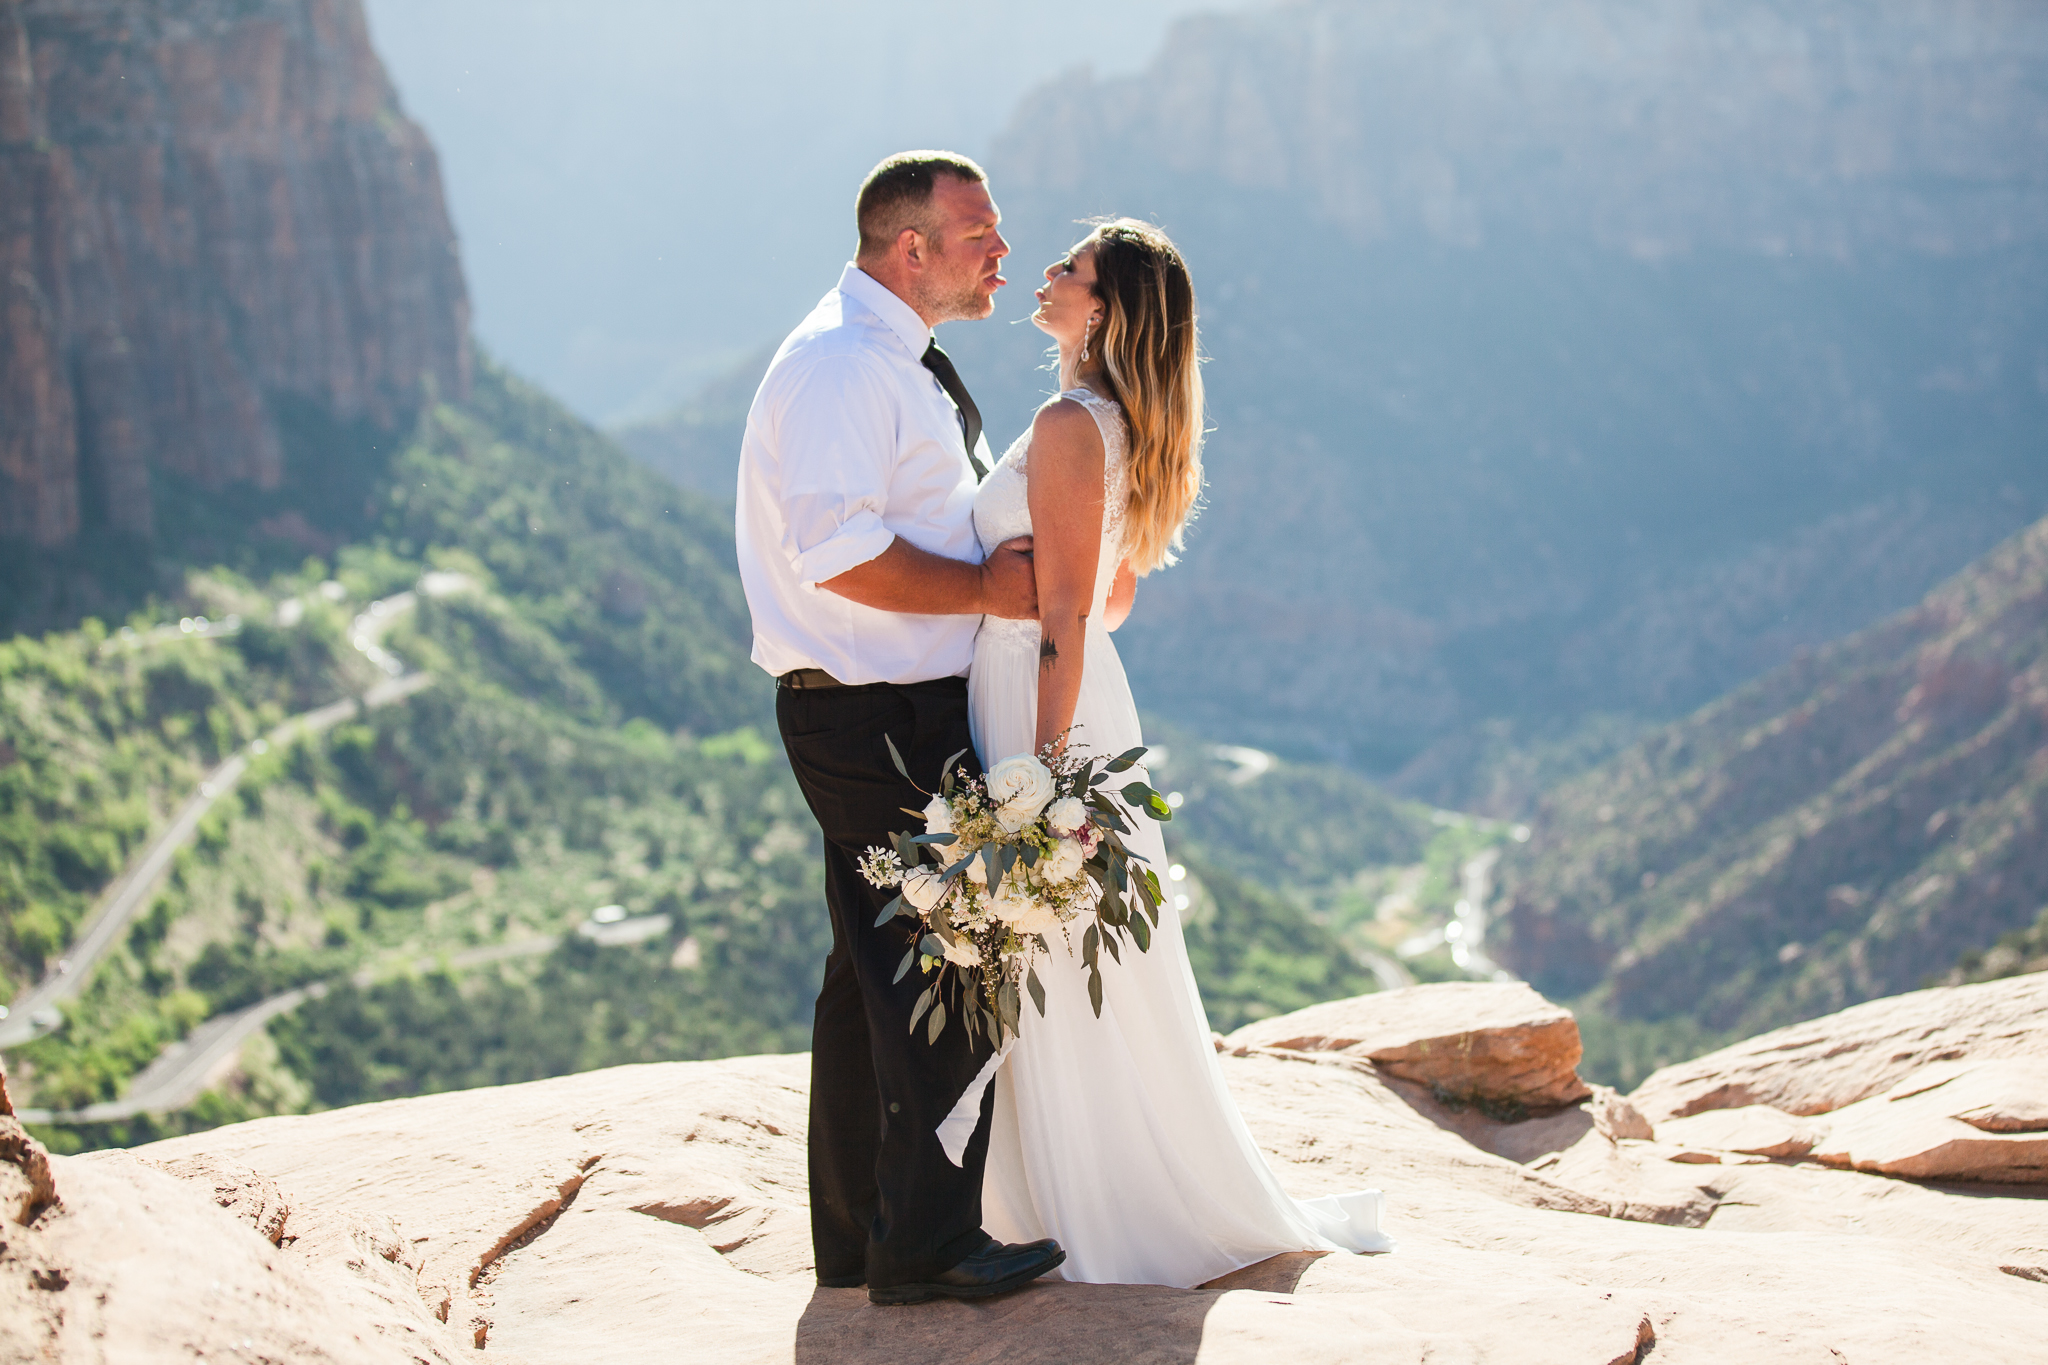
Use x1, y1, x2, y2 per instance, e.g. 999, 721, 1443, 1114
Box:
898, 225, 926, 271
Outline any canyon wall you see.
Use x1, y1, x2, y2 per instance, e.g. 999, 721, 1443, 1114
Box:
0, 0, 468, 548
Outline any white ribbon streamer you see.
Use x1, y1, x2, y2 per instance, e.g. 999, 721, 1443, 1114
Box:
937, 1038, 1015, 1166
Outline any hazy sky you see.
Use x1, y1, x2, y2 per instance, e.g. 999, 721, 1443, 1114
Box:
362, 0, 1220, 423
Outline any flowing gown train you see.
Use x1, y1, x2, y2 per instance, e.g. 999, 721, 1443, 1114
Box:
963, 387, 1393, 1288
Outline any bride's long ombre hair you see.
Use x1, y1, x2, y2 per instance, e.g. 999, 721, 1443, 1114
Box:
1072, 219, 1204, 576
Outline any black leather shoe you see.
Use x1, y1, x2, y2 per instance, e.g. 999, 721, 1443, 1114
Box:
868, 1238, 1066, 1306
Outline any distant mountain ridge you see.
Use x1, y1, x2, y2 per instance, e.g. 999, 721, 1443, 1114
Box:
1001, 0, 2048, 257
934, 0, 2048, 776
1498, 511, 2048, 1035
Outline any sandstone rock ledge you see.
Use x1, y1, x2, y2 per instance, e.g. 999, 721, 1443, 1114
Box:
1, 980, 2042, 1364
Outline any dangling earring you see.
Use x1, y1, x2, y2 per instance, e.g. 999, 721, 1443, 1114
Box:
1080, 315, 1095, 363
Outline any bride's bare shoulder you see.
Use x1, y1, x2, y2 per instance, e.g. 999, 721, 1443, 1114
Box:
1028, 395, 1106, 471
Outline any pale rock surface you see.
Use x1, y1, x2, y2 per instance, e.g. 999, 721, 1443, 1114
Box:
1588, 1084, 1656, 1141
3, 1152, 454, 1364
1628, 973, 2048, 1121
1812, 1060, 2048, 1184
1224, 981, 1591, 1110
1656, 1106, 1824, 1160
4, 982, 2044, 1362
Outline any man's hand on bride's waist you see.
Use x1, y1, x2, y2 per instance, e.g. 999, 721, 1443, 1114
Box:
980, 537, 1037, 619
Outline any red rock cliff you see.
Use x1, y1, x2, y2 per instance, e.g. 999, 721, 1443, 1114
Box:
0, 0, 469, 546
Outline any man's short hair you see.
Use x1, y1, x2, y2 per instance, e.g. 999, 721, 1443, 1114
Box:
856, 151, 987, 257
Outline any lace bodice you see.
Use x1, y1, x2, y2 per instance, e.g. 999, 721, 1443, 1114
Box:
973, 387, 1128, 647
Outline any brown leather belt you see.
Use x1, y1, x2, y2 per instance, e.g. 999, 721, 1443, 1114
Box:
777, 668, 847, 690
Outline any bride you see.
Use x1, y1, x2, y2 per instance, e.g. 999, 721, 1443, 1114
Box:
965, 219, 1394, 1287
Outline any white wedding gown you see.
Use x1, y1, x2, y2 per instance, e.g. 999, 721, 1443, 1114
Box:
963, 386, 1393, 1287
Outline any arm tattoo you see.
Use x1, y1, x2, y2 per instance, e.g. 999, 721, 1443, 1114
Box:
1039, 635, 1060, 673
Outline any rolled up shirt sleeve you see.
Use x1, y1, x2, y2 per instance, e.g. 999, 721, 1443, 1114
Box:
772, 354, 901, 591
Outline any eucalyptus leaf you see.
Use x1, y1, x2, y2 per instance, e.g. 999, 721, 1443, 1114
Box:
873, 894, 908, 928
1101, 928, 1121, 962
1086, 794, 1130, 834
927, 999, 947, 1044
1021, 843, 1040, 867
1088, 967, 1104, 1017
1130, 911, 1152, 952
912, 832, 958, 846
1082, 924, 1099, 970
893, 944, 917, 984
919, 933, 944, 959
909, 983, 937, 1033
1119, 783, 1173, 821
884, 732, 912, 783
1026, 967, 1046, 1016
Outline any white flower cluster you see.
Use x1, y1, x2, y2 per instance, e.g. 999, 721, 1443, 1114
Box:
858, 845, 905, 888
859, 737, 1169, 1047
902, 755, 1102, 945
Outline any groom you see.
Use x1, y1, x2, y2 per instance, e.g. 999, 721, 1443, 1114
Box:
734, 152, 1063, 1304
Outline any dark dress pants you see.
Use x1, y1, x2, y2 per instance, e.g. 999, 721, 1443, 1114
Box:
777, 675, 996, 1289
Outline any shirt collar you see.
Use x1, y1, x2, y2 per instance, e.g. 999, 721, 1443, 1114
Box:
837, 263, 933, 360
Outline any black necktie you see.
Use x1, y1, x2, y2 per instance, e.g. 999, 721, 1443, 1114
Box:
921, 340, 987, 481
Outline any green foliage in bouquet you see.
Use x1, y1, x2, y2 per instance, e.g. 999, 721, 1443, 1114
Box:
866, 736, 1171, 1048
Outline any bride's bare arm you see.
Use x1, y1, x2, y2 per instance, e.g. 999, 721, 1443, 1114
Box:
1025, 399, 1108, 755
1103, 558, 1136, 631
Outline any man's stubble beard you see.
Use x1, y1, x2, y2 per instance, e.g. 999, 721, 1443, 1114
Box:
918, 281, 992, 325
916, 243, 994, 325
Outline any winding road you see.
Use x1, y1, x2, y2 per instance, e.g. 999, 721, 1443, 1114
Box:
0, 587, 442, 1051
13, 937, 558, 1125
0, 672, 435, 1051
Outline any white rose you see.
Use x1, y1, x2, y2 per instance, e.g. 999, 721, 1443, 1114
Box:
986, 754, 1056, 833
1039, 837, 1085, 884
1009, 900, 1063, 935
987, 884, 1037, 925
988, 884, 1061, 936
941, 936, 983, 968
1044, 796, 1087, 836
923, 794, 953, 836
901, 866, 949, 912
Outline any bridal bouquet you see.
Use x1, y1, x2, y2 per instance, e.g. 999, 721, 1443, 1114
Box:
858, 736, 1173, 1047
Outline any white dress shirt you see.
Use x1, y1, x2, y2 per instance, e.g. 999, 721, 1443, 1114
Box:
736, 264, 995, 685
